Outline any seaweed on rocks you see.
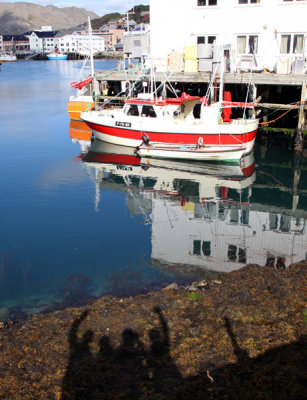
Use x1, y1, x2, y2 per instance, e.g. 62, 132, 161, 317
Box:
0, 262, 306, 399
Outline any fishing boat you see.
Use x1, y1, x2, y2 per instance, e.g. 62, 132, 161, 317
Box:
81, 54, 259, 161
81, 92, 258, 159
0, 52, 17, 62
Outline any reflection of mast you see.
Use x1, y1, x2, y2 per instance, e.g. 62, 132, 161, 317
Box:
94, 168, 103, 212
292, 155, 302, 213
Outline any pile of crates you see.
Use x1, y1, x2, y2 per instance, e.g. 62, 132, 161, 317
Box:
184, 45, 198, 72
182, 44, 214, 72
197, 44, 213, 72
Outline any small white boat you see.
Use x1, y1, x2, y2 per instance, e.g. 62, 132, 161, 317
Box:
47, 52, 67, 60
0, 52, 17, 62
136, 141, 247, 162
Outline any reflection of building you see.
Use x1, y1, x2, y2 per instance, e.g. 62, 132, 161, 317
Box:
151, 194, 307, 273
80, 139, 307, 273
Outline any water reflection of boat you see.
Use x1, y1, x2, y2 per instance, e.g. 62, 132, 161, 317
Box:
84, 139, 256, 196
69, 120, 92, 157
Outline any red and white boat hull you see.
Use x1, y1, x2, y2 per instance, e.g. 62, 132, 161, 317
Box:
82, 111, 257, 154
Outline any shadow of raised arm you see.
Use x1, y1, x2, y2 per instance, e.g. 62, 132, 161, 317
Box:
224, 316, 249, 362
69, 310, 89, 348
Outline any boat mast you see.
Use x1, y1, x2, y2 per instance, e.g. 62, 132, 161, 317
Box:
88, 16, 94, 77
219, 45, 224, 103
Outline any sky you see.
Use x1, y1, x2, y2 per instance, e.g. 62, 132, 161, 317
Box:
3, 0, 150, 16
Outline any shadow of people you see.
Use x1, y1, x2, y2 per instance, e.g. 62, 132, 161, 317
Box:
147, 306, 181, 394
110, 328, 148, 398
61, 309, 307, 399
61, 310, 95, 399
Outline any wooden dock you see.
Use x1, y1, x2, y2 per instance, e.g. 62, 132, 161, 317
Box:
95, 69, 307, 86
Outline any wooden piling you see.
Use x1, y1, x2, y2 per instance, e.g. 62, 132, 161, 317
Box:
294, 82, 306, 152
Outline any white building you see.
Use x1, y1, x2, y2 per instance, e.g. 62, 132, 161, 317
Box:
26, 31, 57, 52
57, 33, 105, 55
150, 0, 307, 73
124, 25, 150, 58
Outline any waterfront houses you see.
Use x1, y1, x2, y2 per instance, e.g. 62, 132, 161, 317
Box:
25, 29, 58, 53
150, 0, 307, 73
123, 25, 150, 58
1, 35, 30, 54
56, 32, 105, 55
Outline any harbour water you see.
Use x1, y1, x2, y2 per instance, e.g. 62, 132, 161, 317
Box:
0, 60, 306, 321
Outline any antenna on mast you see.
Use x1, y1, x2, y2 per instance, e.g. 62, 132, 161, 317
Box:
125, 1, 135, 32
88, 16, 94, 77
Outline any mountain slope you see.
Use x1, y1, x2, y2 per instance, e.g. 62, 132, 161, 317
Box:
0, 2, 98, 34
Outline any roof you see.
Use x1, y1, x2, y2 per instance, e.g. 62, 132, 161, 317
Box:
2, 35, 29, 41
30, 31, 58, 38
125, 93, 202, 106
142, 14, 150, 22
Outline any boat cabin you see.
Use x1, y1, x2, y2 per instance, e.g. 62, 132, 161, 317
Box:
120, 92, 257, 126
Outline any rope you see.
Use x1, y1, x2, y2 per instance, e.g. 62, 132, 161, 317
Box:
258, 170, 292, 193
259, 100, 303, 126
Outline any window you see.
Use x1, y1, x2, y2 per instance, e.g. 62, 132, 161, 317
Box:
280, 34, 303, 54
197, 0, 217, 6
293, 34, 304, 53
202, 241, 211, 256
228, 245, 247, 263
281, 35, 291, 53
249, 35, 258, 53
193, 240, 211, 256
237, 35, 258, 53
193, 240, 201, 255
141, 105, 156, 118
228, 245, 237, 261
127, 104, 139, 116
197, 35, 216, 44
237, 36, 246, 53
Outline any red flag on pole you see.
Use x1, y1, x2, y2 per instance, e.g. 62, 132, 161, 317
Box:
69, 77, 92, 90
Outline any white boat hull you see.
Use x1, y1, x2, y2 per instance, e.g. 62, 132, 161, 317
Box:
47, 53, 67, 60
0, 54, 17, 62
138, 144, 248, 162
